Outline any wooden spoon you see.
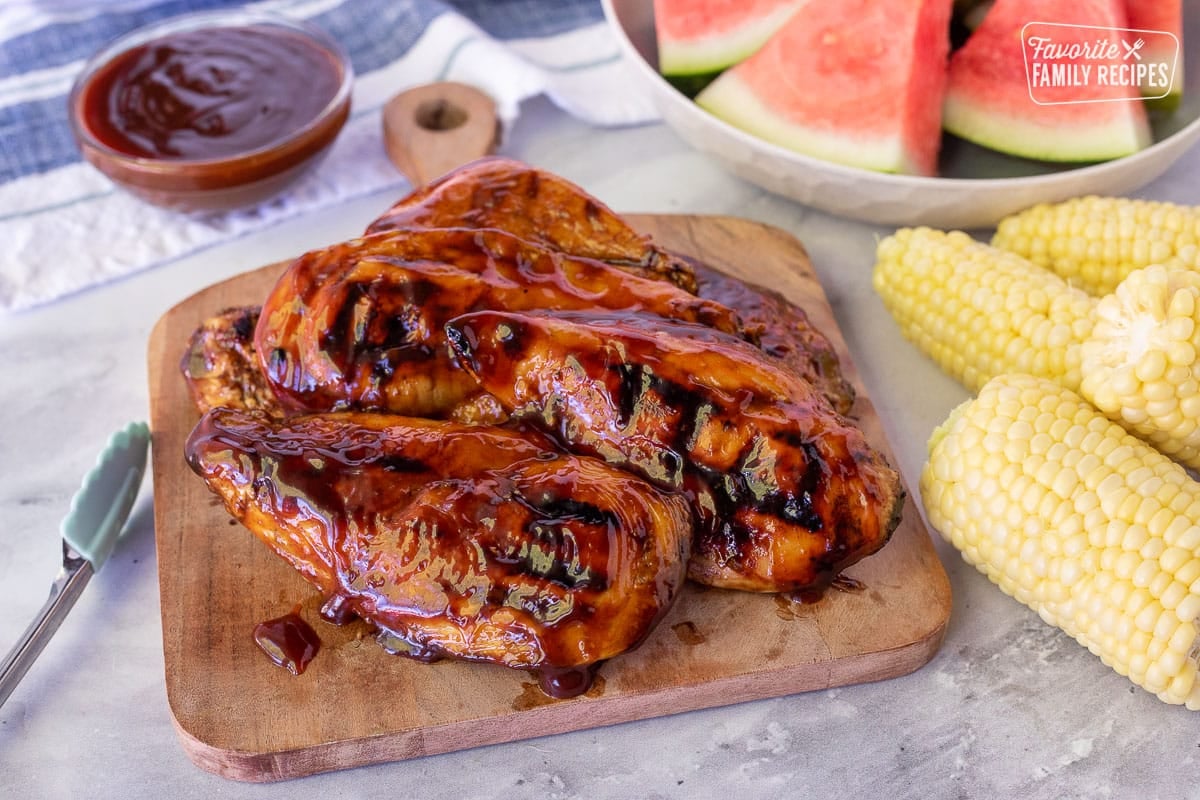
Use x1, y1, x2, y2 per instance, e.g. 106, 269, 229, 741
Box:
382, 82, 500, 186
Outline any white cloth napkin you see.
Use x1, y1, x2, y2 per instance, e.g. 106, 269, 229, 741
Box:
0, 0, 659, 312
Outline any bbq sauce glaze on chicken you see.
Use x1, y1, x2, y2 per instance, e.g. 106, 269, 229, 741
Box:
446, 310, 904, 593
366, 156, 699, 294
688, 260, 855, 415
364, 156, 854, 414
185, 408, 691, 696
254, 226, 745, 418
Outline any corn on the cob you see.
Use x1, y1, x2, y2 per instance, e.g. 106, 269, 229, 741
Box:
1081, 265, 1200, 472
922, 373, 1200, 708
992, 196, 1200, 297
873, 227, 1096, 394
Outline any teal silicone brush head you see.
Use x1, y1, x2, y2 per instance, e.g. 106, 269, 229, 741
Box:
60, 421, 150, 568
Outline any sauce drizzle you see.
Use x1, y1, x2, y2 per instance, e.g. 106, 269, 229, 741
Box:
253, 605, 322, 675
536, 664, 599, 699
776, 575, 869, 618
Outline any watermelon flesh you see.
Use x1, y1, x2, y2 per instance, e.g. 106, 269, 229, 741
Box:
943, 0, 1152, 162
654, 0, 809, 78
695, 0, 953, 176
1125, 0, 1183, 105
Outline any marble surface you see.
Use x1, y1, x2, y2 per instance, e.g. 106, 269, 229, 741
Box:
1, 96, 1197, 799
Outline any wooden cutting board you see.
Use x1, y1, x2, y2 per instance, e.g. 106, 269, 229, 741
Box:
147, 214, 952, 782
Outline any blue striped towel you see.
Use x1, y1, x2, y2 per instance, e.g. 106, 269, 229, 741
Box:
0, 0, 658, 311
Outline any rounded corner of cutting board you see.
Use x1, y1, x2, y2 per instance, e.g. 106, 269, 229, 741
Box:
903, 576, 954, 669
164, 678, 391, 783
167, 697, 278, 783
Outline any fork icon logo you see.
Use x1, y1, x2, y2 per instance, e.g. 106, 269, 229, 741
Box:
1122, 38, 1145, 61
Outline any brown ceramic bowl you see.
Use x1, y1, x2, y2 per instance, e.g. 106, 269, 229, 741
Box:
68, 10, 353, 213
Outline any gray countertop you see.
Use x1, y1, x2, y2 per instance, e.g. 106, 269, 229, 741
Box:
1, 97, 1195, 799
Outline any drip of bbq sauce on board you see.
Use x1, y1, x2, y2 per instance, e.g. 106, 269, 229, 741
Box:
535, 664, 599, 699
775, 575, 868, 619
253, 606, 322, 675
80, 25, 342, 159
791, 574, 866, 605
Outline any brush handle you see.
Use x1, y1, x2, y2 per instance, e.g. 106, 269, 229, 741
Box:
382, 81, 498, 186
0, 545, 93, 708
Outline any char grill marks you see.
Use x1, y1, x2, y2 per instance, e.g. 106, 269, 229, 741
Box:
366, 156, 698, 294
254, 226, 743, 418
185, 408, 691, 670
446, 310, 904, 593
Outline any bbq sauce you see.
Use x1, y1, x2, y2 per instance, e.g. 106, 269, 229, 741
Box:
319, 594, 357, 625
253, 606, 322, 675
777, 574, 868, 615
80, 25, 342, 159
535, 664, 600, 699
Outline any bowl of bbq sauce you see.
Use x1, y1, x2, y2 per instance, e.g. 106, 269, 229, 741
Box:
68, 11, 352, 212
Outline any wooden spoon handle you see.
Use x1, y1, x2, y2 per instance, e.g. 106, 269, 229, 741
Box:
382, 82, 500, 186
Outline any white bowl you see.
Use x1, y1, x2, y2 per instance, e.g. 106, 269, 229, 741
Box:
603, 0, 1200, 228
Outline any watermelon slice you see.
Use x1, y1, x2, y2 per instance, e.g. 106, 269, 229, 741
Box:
653, 0, 808, 92
1125, 0, 1183, 107
694, 0, 953, 176
943, 0, 1152, 162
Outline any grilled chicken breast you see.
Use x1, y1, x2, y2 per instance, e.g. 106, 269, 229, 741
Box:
185, 408, 692, 694
366, 156, 698, 293
366, 156, 851, 411
180, 305, 509, 424
180, 306, 281, 416
254, 226, 744, 417
446, 310, 904, 592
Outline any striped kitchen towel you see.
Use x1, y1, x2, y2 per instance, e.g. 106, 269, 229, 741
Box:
0, 0, 658, 312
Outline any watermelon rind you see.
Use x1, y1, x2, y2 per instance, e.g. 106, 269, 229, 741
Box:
1125, 0, 1184, 106
658, 3, 804, 77
1140, 39, 1183, 111
697, 73, 926, 175
1147, 90, 1182, 113
942, 93, 1152, 162
960, 0, 993, 30
665, 71, 722, 99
